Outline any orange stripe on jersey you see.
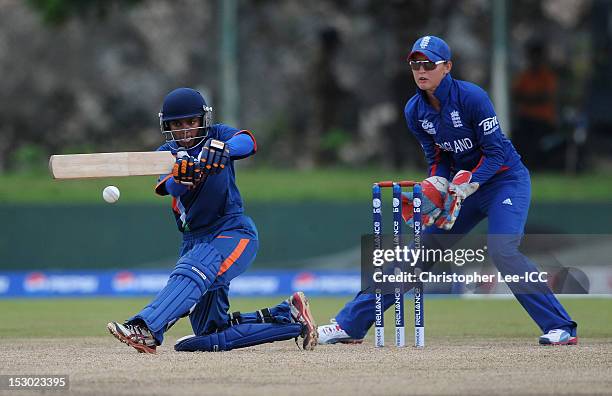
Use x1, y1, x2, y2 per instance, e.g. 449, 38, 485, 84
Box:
218, 239, 250, 276
171, 197, 180, 214
155, 174, 173, 196
216, 235, 233, 239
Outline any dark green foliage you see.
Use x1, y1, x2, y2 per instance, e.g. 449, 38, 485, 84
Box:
27, 0, 142, 25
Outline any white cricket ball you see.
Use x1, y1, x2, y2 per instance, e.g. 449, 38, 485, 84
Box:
102, 185, 121, 204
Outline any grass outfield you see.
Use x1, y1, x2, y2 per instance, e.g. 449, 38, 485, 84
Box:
0, 168, 611, 203
1, 297, 609, 340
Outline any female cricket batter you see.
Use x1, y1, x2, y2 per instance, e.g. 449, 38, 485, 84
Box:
107, 87, 317, 353
318, 36, 577, 346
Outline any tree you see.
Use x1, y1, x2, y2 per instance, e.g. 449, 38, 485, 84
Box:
27, 0, 141, 25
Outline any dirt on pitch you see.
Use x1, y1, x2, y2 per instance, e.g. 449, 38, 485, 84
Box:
1, 337, 611, 396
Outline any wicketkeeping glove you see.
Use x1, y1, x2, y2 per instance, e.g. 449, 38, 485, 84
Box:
435, 170, 479, 230
448, 170, 480, 200
198, 139, 230, 176
402, 176, 449, 228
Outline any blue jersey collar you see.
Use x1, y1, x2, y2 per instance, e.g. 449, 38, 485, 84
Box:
418, 73, 452, 104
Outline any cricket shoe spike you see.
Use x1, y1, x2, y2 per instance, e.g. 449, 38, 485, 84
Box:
539, 329, 578, 345
287, 292, 318, 350
317, 319, 363, 345
107, 321, 157, 354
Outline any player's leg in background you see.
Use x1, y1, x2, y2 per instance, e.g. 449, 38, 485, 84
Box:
482, 166, 577, 339
330, 195, 486, 341
174, 231, 315, 351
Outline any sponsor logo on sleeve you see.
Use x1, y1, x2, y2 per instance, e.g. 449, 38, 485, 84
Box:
478, 116, 499, 135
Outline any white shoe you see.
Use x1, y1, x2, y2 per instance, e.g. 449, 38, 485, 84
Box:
107, 321, 157, 354
539, 329, 578, 345
317, 319, 363, 345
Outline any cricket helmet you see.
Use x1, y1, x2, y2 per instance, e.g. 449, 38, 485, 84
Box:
159, 87, 213, 149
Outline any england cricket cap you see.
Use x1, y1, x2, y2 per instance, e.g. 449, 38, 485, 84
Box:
408, 35, 451, 62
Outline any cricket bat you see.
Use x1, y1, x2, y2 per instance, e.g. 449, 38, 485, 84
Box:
49, 151, 175, 179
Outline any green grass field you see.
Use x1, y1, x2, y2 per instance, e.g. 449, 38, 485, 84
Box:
1, 297, 609, 340
1, 168, 611, 203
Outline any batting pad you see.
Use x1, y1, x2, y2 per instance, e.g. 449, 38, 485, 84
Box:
174, 322, 303, 352
130, 243, 221, 343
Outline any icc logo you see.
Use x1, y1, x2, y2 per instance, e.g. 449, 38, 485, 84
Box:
392, 198, 400, 208
420, 119, 436, 135
413, 198, 422, 208
420, 119, 433, 130
373, 198, 381, 209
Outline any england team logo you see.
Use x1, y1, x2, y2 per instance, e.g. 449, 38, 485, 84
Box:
450, 110, 463, 128
420, 36, 431, 49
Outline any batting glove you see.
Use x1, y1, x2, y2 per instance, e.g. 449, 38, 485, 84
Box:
198, 139, 230, 176
172, 151, 201, 186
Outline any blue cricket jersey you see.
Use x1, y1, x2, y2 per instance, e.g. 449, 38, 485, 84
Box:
405, 74, 522, 184
154, 124, 257, 234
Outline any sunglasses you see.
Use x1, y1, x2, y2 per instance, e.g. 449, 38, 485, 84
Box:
409, 60, 447, 71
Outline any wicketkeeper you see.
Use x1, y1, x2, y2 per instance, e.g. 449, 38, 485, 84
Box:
318, 36, 577, 346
